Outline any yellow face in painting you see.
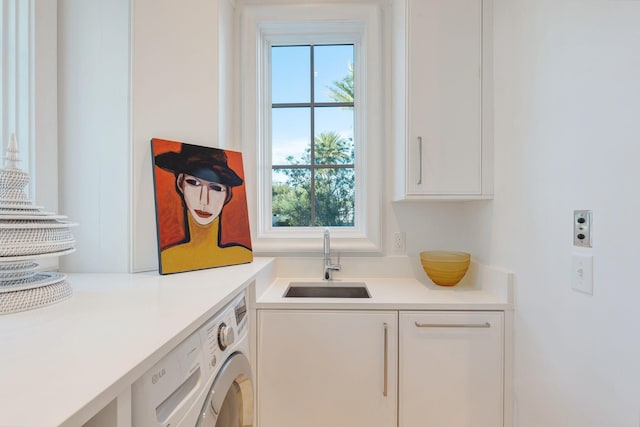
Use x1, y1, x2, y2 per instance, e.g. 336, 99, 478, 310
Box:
178, 173, 228, 226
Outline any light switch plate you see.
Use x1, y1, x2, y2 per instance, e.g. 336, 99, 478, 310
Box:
571, 253, 593, 295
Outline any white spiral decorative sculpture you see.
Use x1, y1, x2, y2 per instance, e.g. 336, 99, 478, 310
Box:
0, 134, 77, 314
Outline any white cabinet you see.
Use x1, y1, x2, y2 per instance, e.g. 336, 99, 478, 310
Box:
257, 310, 397, 427
257, 309, 505, 427
399, 311, 504, 427
393, 0, 493, 200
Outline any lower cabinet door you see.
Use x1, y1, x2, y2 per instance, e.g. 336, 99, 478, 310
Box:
257, 310, 397, 427
399, 311, 504, 427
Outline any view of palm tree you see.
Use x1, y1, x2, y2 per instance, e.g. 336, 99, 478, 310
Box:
271, 44, 356, 227
327, 62, 354, 104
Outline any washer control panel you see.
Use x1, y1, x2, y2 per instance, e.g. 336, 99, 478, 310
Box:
198, 292, 247, 377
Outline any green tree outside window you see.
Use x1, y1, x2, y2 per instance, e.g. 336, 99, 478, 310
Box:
272, 46, 355, 227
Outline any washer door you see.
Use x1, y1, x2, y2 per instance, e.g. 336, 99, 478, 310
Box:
196, 352, 253, 427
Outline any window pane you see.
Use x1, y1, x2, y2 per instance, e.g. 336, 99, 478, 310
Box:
314, 45, 354, 103
314, 107, 354, 165
272, 107, 310, 165
272, 168, 311, 227
272, 46, 310, 104
314, 168, 355, 226
269, 43, 357, 229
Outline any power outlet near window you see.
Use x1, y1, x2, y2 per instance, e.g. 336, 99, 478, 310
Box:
392, 232, 406, 252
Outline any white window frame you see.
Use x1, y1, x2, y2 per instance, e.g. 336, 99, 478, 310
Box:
240, 3, 382, 255
1, 0, 57, 211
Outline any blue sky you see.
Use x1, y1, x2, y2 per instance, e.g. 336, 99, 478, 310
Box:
271, 45, 354, 166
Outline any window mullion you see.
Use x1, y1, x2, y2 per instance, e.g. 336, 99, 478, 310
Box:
309, 44, 316, 226
273, 102, 353, 109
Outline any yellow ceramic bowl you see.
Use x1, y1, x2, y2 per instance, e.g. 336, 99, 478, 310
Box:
420, 251, 471, 286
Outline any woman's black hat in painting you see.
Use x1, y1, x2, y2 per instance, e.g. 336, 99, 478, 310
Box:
154, 143, 243, 187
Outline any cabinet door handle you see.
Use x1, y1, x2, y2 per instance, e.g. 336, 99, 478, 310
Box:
414, 321, 491, 328
417, 136, 423, 185
383, 322, 388, 397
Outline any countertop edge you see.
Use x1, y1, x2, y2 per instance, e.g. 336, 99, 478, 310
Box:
255, 302, 513, 310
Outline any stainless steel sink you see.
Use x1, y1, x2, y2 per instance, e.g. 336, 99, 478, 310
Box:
284, 282, 370, 298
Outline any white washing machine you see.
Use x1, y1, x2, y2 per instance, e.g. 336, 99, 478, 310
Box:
132, 291, 253, 427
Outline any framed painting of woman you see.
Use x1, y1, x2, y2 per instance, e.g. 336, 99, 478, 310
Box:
151, 138, 253, 275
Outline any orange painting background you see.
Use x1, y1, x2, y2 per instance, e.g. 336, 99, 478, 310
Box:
151, 138, 252, 251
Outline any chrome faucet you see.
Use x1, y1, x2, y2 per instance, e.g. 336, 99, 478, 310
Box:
323, 228, 341, 280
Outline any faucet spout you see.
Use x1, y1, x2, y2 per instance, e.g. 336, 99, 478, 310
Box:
322, 228, 341, 281
323, 228, 331, 261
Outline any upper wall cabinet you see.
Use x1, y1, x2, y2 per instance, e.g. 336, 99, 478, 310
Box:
392, 0, 493, 201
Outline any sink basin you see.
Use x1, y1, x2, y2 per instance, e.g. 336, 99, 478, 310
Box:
284, 282, 370, 298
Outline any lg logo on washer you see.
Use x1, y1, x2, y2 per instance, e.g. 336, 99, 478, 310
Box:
152, 368, 166, 385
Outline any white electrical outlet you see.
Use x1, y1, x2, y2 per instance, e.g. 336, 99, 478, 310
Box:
571, 253, 593, 295
392, 232, 406, 252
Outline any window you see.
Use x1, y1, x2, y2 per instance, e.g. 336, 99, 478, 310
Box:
241, 4, 382, 254
0, 0, 57, 209
271, 44, 355, 227
1, 0, 32, 183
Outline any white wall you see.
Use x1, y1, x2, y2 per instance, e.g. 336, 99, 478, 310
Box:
390, 201, 493, 276
58, 0, 131, 272
492, 1, 640, 425
130, 0, 224, 272
59, 0, 235, 272
58, 0, 489, 274
33, 1, 59, 216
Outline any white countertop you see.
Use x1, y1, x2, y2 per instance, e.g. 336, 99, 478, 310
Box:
0, 257, 274, 427
256, 262, 514, 310
0, 256, 512, 426
257, 277, 511, 310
